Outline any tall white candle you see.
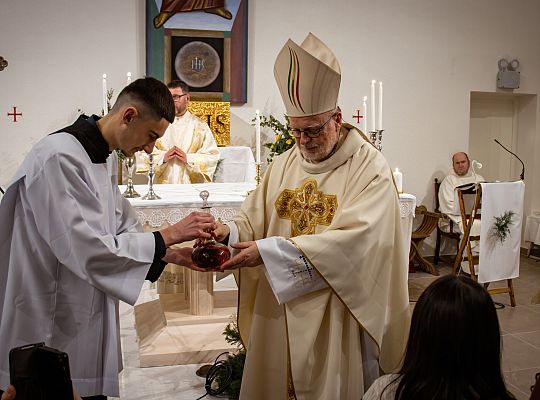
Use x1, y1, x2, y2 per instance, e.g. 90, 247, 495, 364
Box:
255, 109, 261, 164
370, 80, 376, 132
393, 167, 403, 193
102, 74, 108, 115
362, 96, 368, 133
378, 81, 383, 131
126, 72, 132, 85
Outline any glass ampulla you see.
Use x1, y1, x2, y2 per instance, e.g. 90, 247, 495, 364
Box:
191, 190, 231, 269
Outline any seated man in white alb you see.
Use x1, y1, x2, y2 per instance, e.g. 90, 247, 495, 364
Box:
439, 152, 484, 259
153, 80, 220, 183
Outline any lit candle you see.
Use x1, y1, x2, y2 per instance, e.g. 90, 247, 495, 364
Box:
362, 96, 367, 133
102, 73, 108, 115
370, 80, 376, 132
378, 81, 383, 131
393, 167, 403, 193
126, 72, 132, 85
255, 109, 261, 164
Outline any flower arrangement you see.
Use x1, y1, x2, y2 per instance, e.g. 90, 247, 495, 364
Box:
253, 114, 295, 163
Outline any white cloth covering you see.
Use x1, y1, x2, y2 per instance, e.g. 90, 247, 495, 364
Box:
0, 133, 155, 397
478, 181, 524, 283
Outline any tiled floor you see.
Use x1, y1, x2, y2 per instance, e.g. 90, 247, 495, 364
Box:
115, 255, 540, 399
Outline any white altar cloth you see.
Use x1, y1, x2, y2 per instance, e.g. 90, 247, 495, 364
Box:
121, 183, 256, 228
214, 146, 256, 183
399, 193, 416, 271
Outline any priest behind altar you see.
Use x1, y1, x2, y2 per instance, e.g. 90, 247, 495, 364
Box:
0, 77, 216, 399
150, 80, 220, 184
211, 33, 409, 399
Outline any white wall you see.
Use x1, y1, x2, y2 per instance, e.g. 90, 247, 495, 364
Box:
2, 0, 540, 218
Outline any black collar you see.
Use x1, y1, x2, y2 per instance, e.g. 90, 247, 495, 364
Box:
52, 114, 110, 164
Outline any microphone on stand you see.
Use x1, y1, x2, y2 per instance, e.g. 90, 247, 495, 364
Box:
494, 139, 525, 180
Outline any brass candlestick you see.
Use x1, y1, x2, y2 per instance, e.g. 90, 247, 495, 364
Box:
255, 163, 262, 186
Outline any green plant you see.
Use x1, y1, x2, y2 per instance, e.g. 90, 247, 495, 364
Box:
490, 210, 516, 244
253, 114, 295, 163
216, 318, 245, 399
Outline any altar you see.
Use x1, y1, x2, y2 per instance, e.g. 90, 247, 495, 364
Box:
125, 183, 415, 367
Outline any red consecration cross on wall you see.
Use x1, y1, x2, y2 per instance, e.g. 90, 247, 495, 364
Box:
352, 110, 363, 123
8, 106, 22, 122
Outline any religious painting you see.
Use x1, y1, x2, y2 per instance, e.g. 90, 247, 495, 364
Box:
146, 0, 248, 104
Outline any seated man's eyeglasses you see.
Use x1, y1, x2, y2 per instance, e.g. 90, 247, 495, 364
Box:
172, 94, 188, 101
290, 113, 336, 139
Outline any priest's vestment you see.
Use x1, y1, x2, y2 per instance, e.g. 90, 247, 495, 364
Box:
153, 110, 220, 183
0, 131, 155, 397
234, 125, 410, 399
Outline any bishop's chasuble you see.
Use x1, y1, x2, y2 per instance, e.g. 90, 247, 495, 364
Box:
153, 110, 220, 183
234, 124, 410, 399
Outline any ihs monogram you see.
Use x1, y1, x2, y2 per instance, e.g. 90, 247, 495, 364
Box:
275, 179, 337, 237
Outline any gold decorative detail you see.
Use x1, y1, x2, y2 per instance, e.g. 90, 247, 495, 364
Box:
188, 101, 230, 146
275, 179, 338, 237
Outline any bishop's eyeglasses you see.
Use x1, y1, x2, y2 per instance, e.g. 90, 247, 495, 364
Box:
290, 112, 336, 139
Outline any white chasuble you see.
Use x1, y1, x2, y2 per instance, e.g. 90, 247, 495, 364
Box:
232, 124, 410, 400
0, 134, 155, 397
153, 111, 220, 183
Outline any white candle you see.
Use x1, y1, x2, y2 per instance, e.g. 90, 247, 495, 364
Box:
126, 72, 132, 85
370, 80, 376, 132
255, 109, 261, 164
378, 81, 383, 131
393, 167, 403, 193
102, 73, 108, 115
362, 96, 368, 133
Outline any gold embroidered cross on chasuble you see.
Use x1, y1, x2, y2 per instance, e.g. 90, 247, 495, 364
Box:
275, 178, 338, 237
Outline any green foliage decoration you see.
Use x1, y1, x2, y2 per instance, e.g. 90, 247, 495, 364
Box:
216, 318, 246, 399
253, 114, 295, 163
490, 210, 516, 244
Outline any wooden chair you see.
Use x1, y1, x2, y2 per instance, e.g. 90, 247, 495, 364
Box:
409, 205, 443, 275
434, 177, 461, 265
453, 183, 516, 307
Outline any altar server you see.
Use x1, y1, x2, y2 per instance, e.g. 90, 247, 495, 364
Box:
0, 77, 215, 399
212, 33, 409, 399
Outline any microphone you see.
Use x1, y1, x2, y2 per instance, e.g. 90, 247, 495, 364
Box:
494, 139, 525, 180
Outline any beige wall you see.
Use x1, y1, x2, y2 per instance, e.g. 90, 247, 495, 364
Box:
2, 0, 540, 221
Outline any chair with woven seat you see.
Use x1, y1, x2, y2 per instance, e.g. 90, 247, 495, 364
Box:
434, 177, 461, 265
409, 205, 443, 275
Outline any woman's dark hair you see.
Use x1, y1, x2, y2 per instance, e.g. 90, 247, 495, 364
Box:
114, 76, 175, 123
393, 274, 514, 400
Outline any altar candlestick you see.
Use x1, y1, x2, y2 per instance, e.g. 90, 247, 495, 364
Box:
370, 80, 376, 132
255, 109, 261, 164
126, 72, 132, 85
362, 96, 367, 133
393, 167, 403, 193
102, 74, 108, 115
378, 81, 383, 131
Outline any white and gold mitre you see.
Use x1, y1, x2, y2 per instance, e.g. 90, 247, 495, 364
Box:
273, 33, 341, 117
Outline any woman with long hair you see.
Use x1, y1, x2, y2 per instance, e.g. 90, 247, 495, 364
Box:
364, 274, 515, 400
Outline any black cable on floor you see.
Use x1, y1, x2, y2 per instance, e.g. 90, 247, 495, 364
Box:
195, 352, 233, 400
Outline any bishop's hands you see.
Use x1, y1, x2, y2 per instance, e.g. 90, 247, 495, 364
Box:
159, 211, 216, 247
164, 146, 187, 164
218, 241, 263, 271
